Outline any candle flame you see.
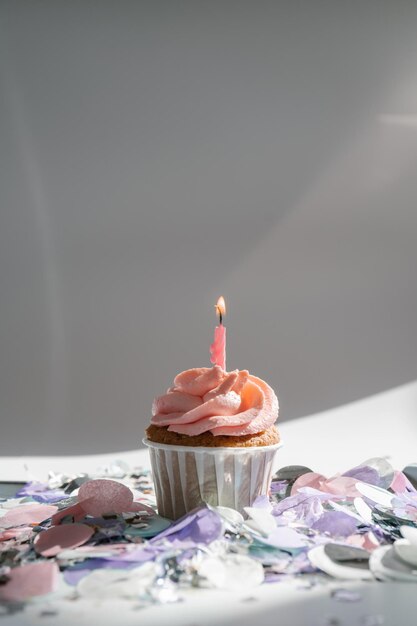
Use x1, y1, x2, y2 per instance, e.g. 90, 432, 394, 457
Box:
215, 296, 226, 323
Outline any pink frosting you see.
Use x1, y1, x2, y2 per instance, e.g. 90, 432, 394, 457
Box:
151, 365, 278, 437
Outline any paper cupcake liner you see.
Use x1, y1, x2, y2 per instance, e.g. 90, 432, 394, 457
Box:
143, 438, 283, 520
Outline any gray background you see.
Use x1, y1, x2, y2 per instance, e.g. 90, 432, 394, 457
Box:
1, 1, 417, 455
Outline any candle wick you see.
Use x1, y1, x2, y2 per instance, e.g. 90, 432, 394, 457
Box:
215, 306, 223, 325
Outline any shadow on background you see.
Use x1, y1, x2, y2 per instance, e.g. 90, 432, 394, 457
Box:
1, 1, 417, 453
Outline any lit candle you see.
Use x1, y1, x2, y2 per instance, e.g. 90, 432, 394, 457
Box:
210, 296, 226, 370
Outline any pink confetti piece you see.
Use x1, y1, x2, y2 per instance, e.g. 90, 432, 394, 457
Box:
50, 481, 145, 526
129, 501, 157, 515
292, 472, 366, 499
34, 523, 94, 557
324, 476, 362, 498
0, 526, 33, 542
346, 531, 380, 552
1, 503, 58, 528
0, 561, 59, 602
77, 479, 134, 516
51, 501, 90, 526
390, 470, 411, 494
291, 472, 328, 495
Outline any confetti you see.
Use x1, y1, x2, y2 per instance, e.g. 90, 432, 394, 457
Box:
34, 523, 94, 557
1, 503, 58, 528
15, 482, 67, 503
197, 554, 264, 590
77, 479, 134, 516
0, 561, 59, 602
0, 456, 415, 613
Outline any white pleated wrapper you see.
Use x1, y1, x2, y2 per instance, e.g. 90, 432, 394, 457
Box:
143, 438, 282, 520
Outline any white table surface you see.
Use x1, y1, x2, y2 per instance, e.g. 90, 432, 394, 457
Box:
1, 381, 417, 625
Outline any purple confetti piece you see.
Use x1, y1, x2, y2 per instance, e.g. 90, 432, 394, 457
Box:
15, 482, 67, 504
63, 559, 140, 586
342, 466, 380, 486
252, 495, 272, 510
270, 480, 288, 494
118, 546, 165, 562
312, 511, 358, 537
262, 527, 306, 549
63, 545, 165, 585
287, 551, 317, 574
150, 506, 223, 546
272, 492, 327, 525
391, 492, 417, 518
344, 458, 394, 490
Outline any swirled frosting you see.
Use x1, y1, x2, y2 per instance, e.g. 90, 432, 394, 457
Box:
151, 365, 278, 437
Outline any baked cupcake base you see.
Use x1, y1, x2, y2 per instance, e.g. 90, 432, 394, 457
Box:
145, 424, 280, 448
144, 435, 282, 519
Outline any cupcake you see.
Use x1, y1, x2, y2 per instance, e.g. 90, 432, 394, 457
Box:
144, 365, 281, 519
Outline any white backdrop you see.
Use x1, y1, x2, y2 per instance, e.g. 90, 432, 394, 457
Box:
1, 1, 417, 454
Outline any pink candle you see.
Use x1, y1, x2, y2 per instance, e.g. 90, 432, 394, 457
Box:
210, 296, 226, 370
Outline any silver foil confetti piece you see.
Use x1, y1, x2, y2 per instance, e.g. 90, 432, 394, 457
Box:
197, 554, 264, 591
273, 466, 314, 498
402, 465, 417, 490
356, 457, 394, 490
324, 544, 370, 566
94, 460, 130, 479
369, 545, 417, 582
274, 466, 314, 482
400, 525, 417, 546
148, 578, 183, 604
309, 545, 373, 580
393, 538, 417, 567
76, 562, 158, 600
213, 506, 244, 531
